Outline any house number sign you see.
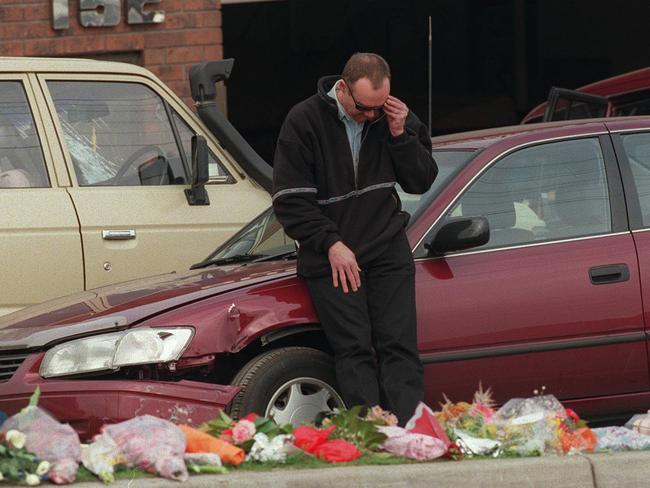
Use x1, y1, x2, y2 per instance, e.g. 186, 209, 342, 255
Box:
52, 0, 165, 29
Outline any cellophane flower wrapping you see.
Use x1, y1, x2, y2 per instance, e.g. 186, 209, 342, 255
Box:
80, 432, 125, 483
1, 405, 80, 484
592, 426, 650, 451
100, 415, 188, 481
377, 426, 447, 461
489, 395, 595, 455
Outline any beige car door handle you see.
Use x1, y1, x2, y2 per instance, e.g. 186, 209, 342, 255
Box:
102, 230, 136, 240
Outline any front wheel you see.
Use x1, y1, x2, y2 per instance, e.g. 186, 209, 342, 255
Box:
227, 347, 345, 426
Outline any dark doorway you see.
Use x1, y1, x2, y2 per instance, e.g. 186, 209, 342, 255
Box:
223, 0, 649, 165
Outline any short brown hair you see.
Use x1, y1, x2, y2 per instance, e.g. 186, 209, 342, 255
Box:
341, 53, 391, 89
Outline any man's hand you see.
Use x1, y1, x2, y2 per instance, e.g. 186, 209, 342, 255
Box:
383, 95, 409, 138
328, 241, 361, 293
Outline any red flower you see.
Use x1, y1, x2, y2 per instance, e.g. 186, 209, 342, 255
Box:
242, 413, 260, 422
314, 439, 361, 463
565, 408, 580, 424
293, 425, 336, 453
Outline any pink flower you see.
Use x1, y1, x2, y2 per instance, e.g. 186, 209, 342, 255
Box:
366, 405, 399, 426
231, 419, 256, 444
472, 403, 494, 421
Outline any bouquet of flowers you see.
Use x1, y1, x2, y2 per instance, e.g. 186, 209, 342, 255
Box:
0, 429, 50, 486
436, 384, 497, 440
202, 411, 293, 454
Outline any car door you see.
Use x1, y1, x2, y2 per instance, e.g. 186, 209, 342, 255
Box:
609, 121, 650, 378
413, 133, 648, 416
38, 74, 269, 289
0, 76, 83, 316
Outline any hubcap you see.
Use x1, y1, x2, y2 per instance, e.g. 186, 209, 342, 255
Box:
265, 377, 345, 426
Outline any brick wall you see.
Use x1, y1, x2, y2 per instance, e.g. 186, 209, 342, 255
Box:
0, 0, 223, 105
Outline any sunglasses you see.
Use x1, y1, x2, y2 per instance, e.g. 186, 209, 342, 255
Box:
343, 79, 386, 113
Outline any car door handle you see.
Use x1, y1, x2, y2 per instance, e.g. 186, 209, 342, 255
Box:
589, 264, 629, 285
102, 230, 136, 241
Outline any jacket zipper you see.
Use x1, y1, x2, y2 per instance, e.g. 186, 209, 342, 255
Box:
356, 114, 385, 192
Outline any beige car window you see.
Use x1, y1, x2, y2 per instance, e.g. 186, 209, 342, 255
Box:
48, 81, 187, 186
171, 111, 233, 182
0, 82, 49, 188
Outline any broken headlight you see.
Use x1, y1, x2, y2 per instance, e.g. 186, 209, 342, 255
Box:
40, 327, 194, 378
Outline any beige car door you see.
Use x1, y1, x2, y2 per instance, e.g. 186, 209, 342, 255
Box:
0, 76, 83, 316
39, 74, 269, 289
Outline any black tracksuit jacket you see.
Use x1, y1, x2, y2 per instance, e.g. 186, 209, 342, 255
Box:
272, 75, 438, 277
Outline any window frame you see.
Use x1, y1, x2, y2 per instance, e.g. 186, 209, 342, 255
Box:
414, 133, 627, 258
169, 110, 235, 185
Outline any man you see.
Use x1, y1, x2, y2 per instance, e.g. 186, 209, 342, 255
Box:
272, 52, 437, 424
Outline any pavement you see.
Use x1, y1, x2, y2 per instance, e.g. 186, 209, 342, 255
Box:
68, 450, 650, 488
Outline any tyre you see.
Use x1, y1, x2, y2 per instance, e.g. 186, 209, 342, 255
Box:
227, 346, 345, 426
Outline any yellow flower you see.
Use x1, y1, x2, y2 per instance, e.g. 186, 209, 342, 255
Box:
25, 473, 40, 486
36, 461, 50, 476
5, 430, 26, 450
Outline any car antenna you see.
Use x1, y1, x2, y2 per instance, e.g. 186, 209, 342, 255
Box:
428, 15, 432, 136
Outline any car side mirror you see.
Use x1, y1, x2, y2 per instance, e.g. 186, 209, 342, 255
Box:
425, 216, 489, 256
184, 135, 210, 205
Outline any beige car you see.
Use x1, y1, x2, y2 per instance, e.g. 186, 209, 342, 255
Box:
0, 57, 270, 317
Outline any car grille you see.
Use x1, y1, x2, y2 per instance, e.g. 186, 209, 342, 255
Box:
0, 352, 29, 382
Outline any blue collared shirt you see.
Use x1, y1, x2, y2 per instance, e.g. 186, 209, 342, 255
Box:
327, 80, 364, 182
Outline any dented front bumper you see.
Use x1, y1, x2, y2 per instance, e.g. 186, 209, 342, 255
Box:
0, 353, 239, 440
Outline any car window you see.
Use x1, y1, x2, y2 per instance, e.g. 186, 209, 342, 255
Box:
613, 91, 650, 117
171, 111, 233, 183
443, 137, 611, 251
48, 81, 187, 186
622, 132, 650, 226
397, 150, 476, 218
0, 82, 49, 188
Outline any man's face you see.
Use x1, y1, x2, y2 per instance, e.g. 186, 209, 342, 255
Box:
340, 77, 390, 123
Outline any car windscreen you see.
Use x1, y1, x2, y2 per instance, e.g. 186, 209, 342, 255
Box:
200, 149, 476, 265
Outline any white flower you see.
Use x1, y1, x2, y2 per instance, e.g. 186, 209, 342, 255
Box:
0, 471, 4, 481
247, 433, 295, 463
25, 473, 40, 486
36, 461, 51, 476
5, 429, 26, 449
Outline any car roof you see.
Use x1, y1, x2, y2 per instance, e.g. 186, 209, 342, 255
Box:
523, 67, 650, 122
0, 56, 155, 77
431, 115, 650, 150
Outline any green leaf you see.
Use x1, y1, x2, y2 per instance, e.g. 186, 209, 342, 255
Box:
29, 386, 41, 407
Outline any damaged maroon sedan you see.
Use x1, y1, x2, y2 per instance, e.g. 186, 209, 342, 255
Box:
5, 113, 650, 439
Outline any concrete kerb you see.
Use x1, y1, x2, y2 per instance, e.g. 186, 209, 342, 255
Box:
585, 450, 650, 488
71, 455, 596, 488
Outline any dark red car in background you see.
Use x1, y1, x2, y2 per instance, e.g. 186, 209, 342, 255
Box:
522, 67, 650, 124
3, 115, 650, 438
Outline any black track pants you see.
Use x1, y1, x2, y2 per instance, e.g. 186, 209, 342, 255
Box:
305, 231, 424, 424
